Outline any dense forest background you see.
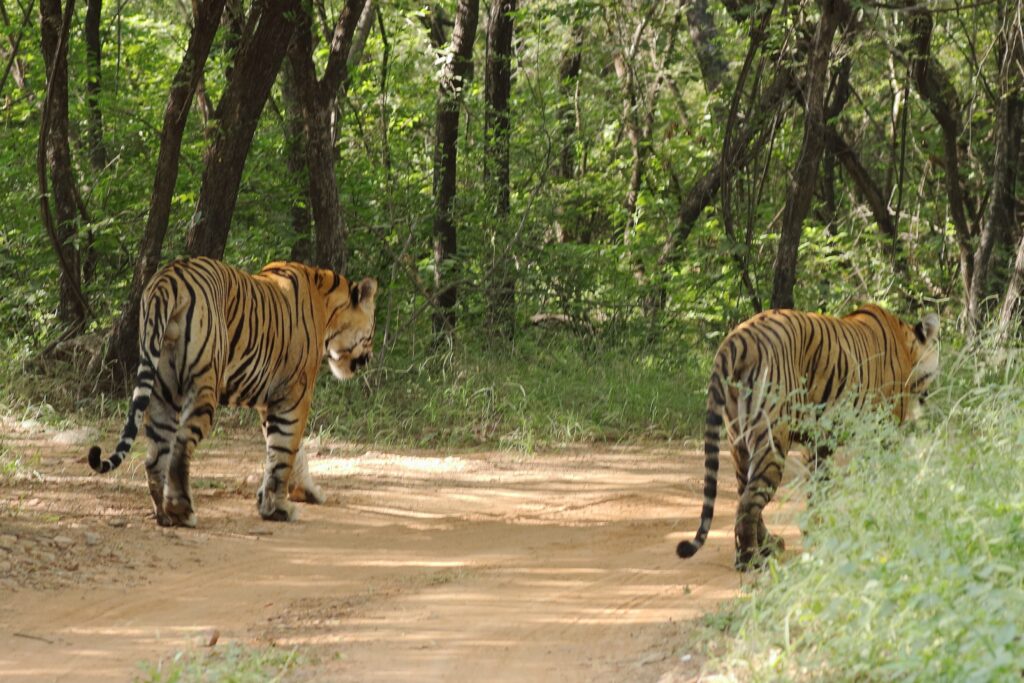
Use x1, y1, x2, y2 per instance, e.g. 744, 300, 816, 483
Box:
2, 0, 1023, 428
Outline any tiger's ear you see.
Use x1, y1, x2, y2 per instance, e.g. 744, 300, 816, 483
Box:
350, 277, 378, 308
914, 313, 939, 344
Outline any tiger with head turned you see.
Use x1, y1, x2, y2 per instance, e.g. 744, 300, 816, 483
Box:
89, 257, 378, 527
677, 304, 940, 570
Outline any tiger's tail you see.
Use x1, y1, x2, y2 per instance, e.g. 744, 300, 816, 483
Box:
677, 355, 726, 559
88, 287, 170, 474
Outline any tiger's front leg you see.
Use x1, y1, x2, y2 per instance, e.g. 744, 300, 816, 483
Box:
256, 401, 310, 522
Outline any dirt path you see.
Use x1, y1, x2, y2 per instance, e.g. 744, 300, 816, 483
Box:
0, 422, 805, 682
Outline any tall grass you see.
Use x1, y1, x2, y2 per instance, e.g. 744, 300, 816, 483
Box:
0, 328, 710, 450
310, 329, 709, 449
706, 342, 1024, 681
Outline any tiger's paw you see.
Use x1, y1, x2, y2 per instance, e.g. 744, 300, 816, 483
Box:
257, 487, 297, 522
288, 482, 326, 505
162, 496, 197, 528
735, 536, 784, 572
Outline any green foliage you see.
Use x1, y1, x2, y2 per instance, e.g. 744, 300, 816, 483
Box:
137, 644, 301, 683
706, 341, 1024, 682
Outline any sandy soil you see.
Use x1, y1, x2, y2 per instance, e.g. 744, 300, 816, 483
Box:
0, 420, 807, 682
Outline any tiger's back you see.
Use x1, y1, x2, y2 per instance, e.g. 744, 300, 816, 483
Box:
679, 304, 939, 570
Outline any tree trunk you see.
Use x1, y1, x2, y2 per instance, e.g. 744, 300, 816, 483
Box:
280, 58, 312, 263
431, 0, 479, 336
103, 0, 227, 384
184, 0, 298, 259
347, 0, 375, 67
902, 5, 974, 303
770, 0, 850, 309
39, 0, 86, 331
84, 0, 107, 171
286, 0, 366, 275
968, 4, 1022, 330
685, 0, 726, 94
552, 17, 582, 243
484, 0, 515, 340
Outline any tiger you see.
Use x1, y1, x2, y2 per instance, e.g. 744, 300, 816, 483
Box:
88, 257, 378, 527
676, 305, 940, 570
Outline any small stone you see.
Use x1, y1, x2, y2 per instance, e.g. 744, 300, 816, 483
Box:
244, 474, 261, 488
247, 528, 273, 537
83, 532, 101, 546
107, 518, 127, 528
52, 535, 74, 549
0, 535, 16, 550
0, 560, 11, 574
36, 551, 56, 564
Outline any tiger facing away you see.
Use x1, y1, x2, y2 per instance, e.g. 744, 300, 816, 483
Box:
88, 257, 377, 527
677, 305, 940, 570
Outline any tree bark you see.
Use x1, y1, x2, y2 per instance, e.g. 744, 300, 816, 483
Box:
104, 0, 227, 383
286, 0, 366, 274
84, 0, 107, 171
685, 0, 727, 93
968, 4, 1022, 330
902, 5, 974, 301
770, 0, 850, 309
483, 0, 515, 340
431, 0, 479, 336
39, 0, 86, 331
184, 0, 298, 259
280, 58, 312, 263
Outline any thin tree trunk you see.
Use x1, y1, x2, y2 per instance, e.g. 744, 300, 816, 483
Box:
280, 58, 312, 262
902, 5, 974, 303
968, 2, 1022, 330
685, 0, 726, 93
484, 0, 515, 340
658, 66, 795, 267
347, 0, 375, 67
286, 0, 366, 275
39, 0, 86, 331
184, 0, 298, 259
104, 0, 227, 383
770, 0, 850, 309
0, 0, 34, 98
84, 0, 107, 171
552, 17, 582, 243
431, 0, 479, 336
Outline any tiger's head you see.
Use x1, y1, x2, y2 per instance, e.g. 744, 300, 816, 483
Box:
904, 311, 940, 418
320, 274, 378, 381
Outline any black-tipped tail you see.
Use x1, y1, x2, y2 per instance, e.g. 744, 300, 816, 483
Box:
677, 541, 699, 558
88, 446, 103, 472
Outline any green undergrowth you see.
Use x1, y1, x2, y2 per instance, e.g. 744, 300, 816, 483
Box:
137, 643, 301, 683
703, 341, 1024, 682
0, 328, 709, 451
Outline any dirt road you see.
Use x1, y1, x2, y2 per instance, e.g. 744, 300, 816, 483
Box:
0, 422, 804, 682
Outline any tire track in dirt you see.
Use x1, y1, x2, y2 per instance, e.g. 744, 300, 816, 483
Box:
0, 432, 806, 682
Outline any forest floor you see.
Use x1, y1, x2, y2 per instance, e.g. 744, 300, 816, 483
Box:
0, 419, 806, 682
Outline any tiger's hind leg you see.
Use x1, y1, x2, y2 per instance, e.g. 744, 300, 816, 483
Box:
731, 443, 783, 565
143, 389, 178, 526
734, 423, 789, 571
256, 401, 310, 521
162, 381, 217, 527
